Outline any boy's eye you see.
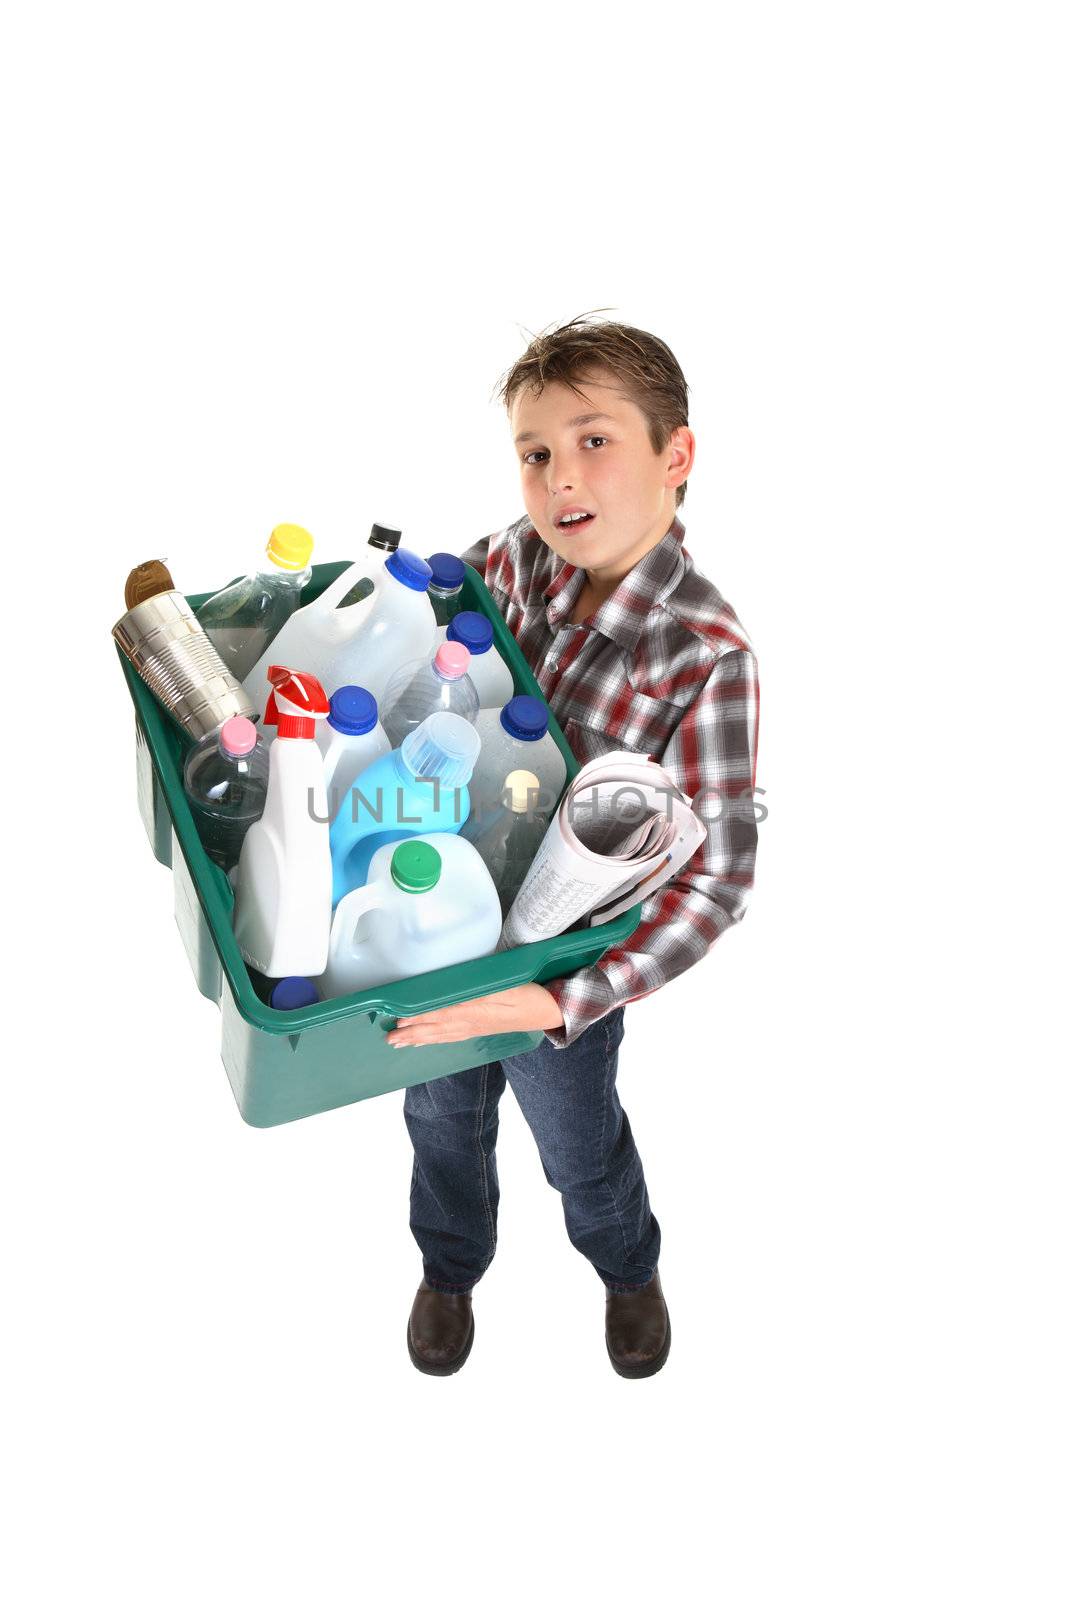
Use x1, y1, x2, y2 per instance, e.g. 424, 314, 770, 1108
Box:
522, 435, 607, 466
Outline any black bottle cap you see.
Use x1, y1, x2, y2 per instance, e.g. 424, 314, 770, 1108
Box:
368, 523, 402, 552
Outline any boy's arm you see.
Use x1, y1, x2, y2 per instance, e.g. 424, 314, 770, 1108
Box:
539, 648, 761, 1048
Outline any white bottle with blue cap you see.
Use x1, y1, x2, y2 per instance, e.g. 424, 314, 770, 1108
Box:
318, 685, 391, 816
463, 695, 569, 843
243, 547, 438, 717
329, 709, 481, 906
433, 610, 514, 711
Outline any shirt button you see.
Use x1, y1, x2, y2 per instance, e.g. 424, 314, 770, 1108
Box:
548, 660, 559, 672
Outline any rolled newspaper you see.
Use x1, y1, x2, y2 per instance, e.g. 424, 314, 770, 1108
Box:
499, 751, 708, 948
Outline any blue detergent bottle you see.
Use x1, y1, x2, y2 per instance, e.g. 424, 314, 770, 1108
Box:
329, 710, 481, 906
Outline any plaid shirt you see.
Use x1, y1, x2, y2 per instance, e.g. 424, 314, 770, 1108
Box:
462, 513, 760, 1048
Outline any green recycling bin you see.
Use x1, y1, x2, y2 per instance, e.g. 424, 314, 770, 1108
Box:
118, 559, 641, 1128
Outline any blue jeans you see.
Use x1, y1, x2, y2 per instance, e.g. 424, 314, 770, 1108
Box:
403, 1008, 661, 1293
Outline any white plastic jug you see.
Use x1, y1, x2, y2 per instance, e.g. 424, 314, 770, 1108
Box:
319, 833, 502, 999
243, 549, 437, 718
233, 667, 333, 978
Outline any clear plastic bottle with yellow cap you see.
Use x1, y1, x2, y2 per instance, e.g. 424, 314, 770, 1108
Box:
196, 524, 314, 682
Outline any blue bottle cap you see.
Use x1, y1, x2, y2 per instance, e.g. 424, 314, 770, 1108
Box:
384, 549, 432, 592
428, 552, 465, 590
328, 685, 379, 736
446, 611, 493, 655
500, 695, 549, 741
270, 977, 321, 1011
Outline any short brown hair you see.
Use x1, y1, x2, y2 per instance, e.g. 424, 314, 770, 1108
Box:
496, 310, 691, 505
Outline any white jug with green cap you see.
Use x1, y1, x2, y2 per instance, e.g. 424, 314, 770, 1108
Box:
319, 834, 502, 999
196, 523, 315, 682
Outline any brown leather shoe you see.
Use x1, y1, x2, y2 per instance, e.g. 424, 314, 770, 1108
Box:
605, 1270, 671, 1378
407, 1280, 475, 1376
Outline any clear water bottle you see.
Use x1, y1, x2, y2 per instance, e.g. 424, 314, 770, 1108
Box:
196, 524, 314, 681
379, 641, 480, 747
183, 715, 270, 872
471, 769, 547, 916
426, 551, 466, 625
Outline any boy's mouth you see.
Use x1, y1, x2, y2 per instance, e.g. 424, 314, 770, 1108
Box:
553, 508, 596, 535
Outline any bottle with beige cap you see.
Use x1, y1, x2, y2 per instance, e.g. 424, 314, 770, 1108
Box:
196, 523, 315, 681
470, 769, 549, 917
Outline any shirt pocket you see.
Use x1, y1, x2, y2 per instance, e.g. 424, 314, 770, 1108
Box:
561, 688, 687, 766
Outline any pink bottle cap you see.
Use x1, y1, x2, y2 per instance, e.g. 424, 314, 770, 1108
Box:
435, 642, 471, 680
220, 715, 258, 757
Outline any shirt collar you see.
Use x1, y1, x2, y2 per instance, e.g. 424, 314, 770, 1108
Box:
543, 517, 688, 652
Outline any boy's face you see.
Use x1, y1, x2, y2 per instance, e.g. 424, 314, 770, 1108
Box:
510, 368, 693, 577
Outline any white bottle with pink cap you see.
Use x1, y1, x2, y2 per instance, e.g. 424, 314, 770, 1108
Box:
182, 715, 270, 873
233, 666, 333, 978
379, 641, 481, 748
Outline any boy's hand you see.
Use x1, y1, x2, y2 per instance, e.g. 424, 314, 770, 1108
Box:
386, 982, 563, 1047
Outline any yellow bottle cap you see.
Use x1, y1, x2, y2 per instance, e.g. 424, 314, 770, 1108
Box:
266, 523, 314, 572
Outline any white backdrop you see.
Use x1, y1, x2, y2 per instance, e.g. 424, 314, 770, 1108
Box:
3, 4, 1064, 1597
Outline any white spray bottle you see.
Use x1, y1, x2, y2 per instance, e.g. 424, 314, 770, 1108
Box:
233, 665, 332, 978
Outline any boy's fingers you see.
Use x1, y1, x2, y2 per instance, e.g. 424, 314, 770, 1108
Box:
390, 1018, 490, 1047
395, 1001, 488, 1031
395, 1005, 461, 1028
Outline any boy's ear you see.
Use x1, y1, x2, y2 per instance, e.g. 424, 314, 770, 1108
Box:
666, 425, 696, 492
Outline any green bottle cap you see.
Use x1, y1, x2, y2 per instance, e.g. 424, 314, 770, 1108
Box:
390, 840, 442, 894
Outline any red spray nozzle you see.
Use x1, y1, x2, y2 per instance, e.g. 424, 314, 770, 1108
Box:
263, 666, 330, 737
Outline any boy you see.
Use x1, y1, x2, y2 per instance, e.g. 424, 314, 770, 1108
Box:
387, 315, 760, 1378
